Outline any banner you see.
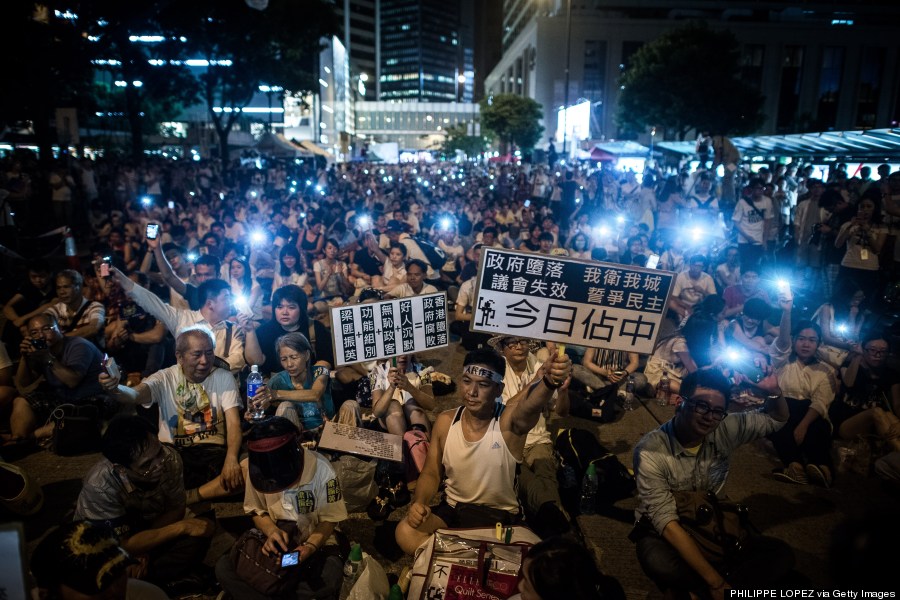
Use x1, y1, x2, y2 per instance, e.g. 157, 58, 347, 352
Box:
471, 248, 674, 355
330, 292, 449, 366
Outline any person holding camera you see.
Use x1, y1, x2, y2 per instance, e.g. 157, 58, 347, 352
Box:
3, 313, 107, 445
632, 367, 792, 600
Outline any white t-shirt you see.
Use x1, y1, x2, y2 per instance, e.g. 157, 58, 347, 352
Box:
142, 365, 241, 447
672, 271, 717, 308
732, 196, 773, 244
243, 449, 348, 542
389, 283, 438, 298
500, 353, 553, 449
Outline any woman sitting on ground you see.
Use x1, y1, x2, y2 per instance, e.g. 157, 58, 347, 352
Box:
370, 354, 435, 437
830, 331, 900, 455
249, 332, 334, 436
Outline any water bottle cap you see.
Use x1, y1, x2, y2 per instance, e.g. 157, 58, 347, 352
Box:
349, 543, 362, 561
251, 365, 259, 373
586, 462, 597, 476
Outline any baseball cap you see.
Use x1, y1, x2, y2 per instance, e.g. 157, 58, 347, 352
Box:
386, 220, 407, 232
247, 417, 304, 493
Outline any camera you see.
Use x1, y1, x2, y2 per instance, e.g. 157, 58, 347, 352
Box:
280, 551, 299, 567
30, 338, 48, 351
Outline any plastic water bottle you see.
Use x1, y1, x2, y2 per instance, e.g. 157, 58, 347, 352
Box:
624, 375, 636, 411
340, 543, 363, 599
388, 583, 404, 600
579, 463, 598, 515
657, 372, 670, 407
247, 365, 265, 419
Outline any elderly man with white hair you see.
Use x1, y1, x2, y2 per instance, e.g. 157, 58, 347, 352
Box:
100, 325, 244, 504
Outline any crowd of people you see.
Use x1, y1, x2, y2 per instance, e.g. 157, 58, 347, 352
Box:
1, 148, 899, 599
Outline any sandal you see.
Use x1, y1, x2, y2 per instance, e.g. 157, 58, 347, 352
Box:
806, 464, 832, 488
773, 462, 808, 485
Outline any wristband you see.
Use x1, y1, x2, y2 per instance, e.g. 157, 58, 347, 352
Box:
302, 541, 318, 552
542, 375, 561, 389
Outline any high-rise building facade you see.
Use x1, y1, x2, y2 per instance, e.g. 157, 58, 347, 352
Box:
380, 0, 472, 102
333, 0, 380, 100
489, 0, 900, 148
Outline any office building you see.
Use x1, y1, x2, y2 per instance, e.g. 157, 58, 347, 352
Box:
487, 0, 900, 152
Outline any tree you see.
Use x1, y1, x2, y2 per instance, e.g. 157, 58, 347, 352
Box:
0, 1, 94, 164
162, 0, 338, 165
479, 94, 543, 155
440, 123, 488, 158
615, 21, 765, 140
73, 1, 201, 160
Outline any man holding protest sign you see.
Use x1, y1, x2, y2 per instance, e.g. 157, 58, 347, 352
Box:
395, 346, 572, 555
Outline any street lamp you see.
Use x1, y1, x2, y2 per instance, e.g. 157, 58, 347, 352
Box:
457, 73, 466, 102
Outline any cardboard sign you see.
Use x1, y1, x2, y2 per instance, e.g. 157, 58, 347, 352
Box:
471, 248, 674, 354
330, 292, 449, 366
317, 421, 403, 462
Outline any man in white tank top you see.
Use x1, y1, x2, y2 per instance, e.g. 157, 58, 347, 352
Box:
395, 347, 572, 555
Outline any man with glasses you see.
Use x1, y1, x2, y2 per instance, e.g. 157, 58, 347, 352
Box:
632, 366, 791, 599
76, 415, 217, 597
491, 334, 572, 538
4, 313, 107, 445
110, 267, 245, 374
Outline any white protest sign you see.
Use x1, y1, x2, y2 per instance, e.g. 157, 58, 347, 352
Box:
317, 421, 403, 462
471, 248, 674, 354
330, 292, 449, 366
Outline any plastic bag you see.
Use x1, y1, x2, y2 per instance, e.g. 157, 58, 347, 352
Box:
346, 552, 390, 600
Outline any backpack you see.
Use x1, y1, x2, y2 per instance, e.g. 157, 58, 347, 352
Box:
555, 428, 635, 514
411, 236, 447, 270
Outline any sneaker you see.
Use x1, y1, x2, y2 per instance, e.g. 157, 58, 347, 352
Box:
773, 462, 808, 485
806, 464, 832, 488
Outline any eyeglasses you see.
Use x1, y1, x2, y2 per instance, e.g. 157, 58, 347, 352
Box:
503, 338, 529, 349
28, 325, 55, 336
864, 347, 888, 357
687, 400, 728, 421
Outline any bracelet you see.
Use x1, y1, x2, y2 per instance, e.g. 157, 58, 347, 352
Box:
542, 375, 562, 389
302, 541, 318, 552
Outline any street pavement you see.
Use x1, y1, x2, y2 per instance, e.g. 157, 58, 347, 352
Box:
4, 340, 896, 599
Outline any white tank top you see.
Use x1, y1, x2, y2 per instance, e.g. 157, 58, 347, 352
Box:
442, 405, 521, 512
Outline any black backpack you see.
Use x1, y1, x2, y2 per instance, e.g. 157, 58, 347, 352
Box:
411, 236, 447, 270
555, 428, 636, 514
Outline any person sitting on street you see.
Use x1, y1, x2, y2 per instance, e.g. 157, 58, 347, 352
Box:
99, 325, 244, 504
395, 347, 572, 554
371, 353, 435, 437
109, 266, 245, 374
830, 331, 900, 470
215, 416, 349, 600
46, 269, 106, 347
387, 259, 438, 298
249, 332, 334, 437
30, 520, 170, 600
492, 334, 573, 538
4, 313, 108, 445
74, 415, 216, 598
768, 295, 838, 488
632, 368, 792, 599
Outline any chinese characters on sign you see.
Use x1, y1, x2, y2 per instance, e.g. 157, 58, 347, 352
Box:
318, 422, 403, 462
471, 249, 674, 354
330, 292, 449, 366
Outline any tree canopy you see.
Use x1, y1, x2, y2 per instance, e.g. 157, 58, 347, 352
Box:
0, 0, 338, 162
615, 21, 765, 140
439, 123, 488, 159
479, 94, 544, 154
